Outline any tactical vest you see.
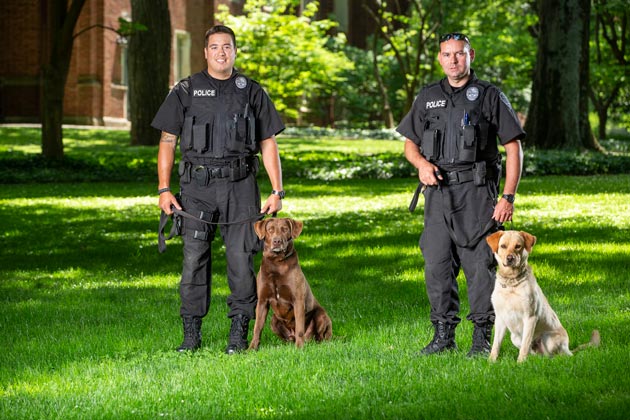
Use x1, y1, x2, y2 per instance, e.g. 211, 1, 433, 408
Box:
179, 72, 257, 164
420, 79, 498, 166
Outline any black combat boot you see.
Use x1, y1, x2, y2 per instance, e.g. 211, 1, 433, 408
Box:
176, 317, 202, 352
419, 321, 457, 355
466, 322, 493, 357
225, 314, 250, 355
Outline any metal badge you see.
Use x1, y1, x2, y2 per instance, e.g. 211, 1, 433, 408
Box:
466, 86, 479, 101
235, 76, 248, 89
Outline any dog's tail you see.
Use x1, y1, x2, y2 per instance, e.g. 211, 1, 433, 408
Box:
572, 330, 601, 353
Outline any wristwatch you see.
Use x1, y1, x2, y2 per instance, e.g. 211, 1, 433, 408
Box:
502, 194, 515, 204
271, 190, 285, 199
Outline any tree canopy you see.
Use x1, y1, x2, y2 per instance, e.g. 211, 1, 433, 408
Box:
218, 0, 354, 123
36, 0, 629, 156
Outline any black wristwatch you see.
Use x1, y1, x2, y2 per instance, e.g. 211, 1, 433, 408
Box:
271, 190, 285, 199
502, 194, 515, 204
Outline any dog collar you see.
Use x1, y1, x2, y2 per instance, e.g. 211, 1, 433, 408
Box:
498, 270, 529, 288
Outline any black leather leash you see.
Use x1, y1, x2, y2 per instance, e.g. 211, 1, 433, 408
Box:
171, 207, 270, 227
158, 207, 274, 253
408, 182, 424, 212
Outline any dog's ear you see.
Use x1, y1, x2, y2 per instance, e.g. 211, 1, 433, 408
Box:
289, 219, 303, 239
254, 220, 267, 240
486, 231, 504, 253
520, 231, 537, 253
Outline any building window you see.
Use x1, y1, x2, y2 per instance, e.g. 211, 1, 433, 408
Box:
174, 31, 191, 83
113, 35, 129, 86
120, 38, 128, 86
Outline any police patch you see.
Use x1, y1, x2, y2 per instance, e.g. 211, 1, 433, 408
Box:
466, 86, 479, 101
426, 99, 447, 109
193, 89, 216, 97
235, 76, 248, 89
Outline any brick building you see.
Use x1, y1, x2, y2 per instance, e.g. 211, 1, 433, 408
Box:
0, 0, 380, 126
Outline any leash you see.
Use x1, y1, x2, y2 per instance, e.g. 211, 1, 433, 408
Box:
171, 207, 271, 227
158, 207, 274, 253
408, 182, 508, 247
409, 182, 424, 212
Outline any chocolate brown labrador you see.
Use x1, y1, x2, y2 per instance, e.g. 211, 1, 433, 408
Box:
249, 218, 332, 349
486, 230, 599, 362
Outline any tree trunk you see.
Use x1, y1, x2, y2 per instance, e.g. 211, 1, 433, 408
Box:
525, 0, 600, 150
40, 0, 88, 159
128, 0, 171, 146
597, 108, 608, 140
371, 32, 394, 128
41, 66, 66, 159
577, 0, 603, 151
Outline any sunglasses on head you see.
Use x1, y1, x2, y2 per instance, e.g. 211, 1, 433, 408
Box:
439, 33, 470, 43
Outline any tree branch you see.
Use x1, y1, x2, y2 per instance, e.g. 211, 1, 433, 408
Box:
74, 23, 120, 39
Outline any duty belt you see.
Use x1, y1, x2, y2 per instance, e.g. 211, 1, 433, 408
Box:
185, 156, 256, 186
442, 169, 474, 185
192, 165, 231, 182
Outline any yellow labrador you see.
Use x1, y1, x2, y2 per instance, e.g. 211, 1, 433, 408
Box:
486, 230, 599, 362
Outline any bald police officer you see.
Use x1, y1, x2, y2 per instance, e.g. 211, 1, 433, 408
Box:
397, 33, 525, 357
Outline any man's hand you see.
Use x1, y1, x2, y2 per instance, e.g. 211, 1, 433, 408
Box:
493, 198, 513, 223
418, 162, 442, 186
261, 194, 282, 214
159, 191, 181, 215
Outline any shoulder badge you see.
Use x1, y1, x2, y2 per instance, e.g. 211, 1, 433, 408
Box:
235, 76, 248, 89
466, 86, 479, 101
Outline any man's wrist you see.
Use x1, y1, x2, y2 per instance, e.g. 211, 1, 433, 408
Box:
501, 193, 515, 204
271, 189, 285, 199
158, 187, 171, 195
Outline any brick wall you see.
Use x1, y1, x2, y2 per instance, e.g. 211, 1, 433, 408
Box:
0, 0, 369, 126
0, 0, 42, 120
0, 0, 212, 126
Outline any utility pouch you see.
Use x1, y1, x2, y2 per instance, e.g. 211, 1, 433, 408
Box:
157, 193, 182, 253
477, 120, 490, 151
458, 125, 477, 162
173, 193, 183, 236
473, 161, 487, 186
236, 114, 247, 142
229, 158, 248, 182
178, 161, 191, 184
422, 129, 440, 161
180, 116, 194, 150
247, 114, 256, 144
193, 124, 208, 153
192, 165, 209, 186
227, 114, 246, 154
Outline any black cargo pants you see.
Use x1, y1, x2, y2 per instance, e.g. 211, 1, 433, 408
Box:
419, 180, 499, 326
178, 172, 261, 320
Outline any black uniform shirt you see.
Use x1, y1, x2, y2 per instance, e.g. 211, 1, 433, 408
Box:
151, 70, 285, 141
397, 71, 525, 153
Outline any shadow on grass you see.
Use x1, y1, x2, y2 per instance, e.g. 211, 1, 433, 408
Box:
1, 178, 628, 381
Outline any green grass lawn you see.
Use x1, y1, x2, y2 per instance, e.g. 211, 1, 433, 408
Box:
1, 129, 629, 419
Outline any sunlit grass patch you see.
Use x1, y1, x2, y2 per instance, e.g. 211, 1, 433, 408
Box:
1, 164, 629, 418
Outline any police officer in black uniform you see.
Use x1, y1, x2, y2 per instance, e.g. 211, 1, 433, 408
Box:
397, 33, 525, 357
152, 25, 285, 354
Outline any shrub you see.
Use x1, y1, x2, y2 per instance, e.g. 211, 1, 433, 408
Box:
2, 127, 629, 183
